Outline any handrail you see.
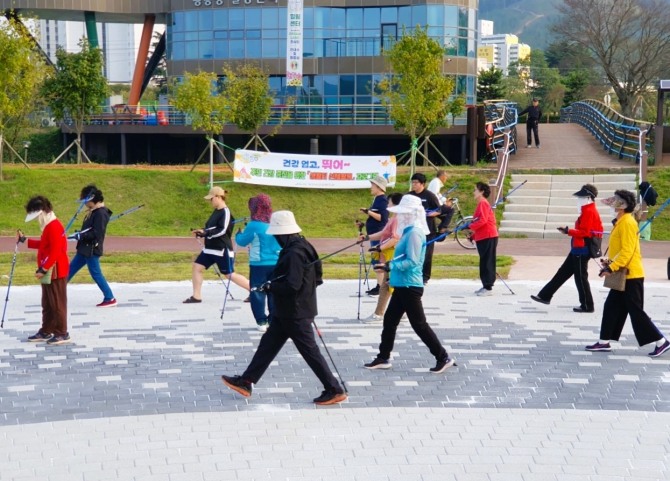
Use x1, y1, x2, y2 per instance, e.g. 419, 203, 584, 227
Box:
559, 99, 652, 164
483, 99, 518, 162
74, 103, 469, 128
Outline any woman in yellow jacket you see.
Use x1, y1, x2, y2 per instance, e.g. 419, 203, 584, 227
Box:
586, 190, 669, 357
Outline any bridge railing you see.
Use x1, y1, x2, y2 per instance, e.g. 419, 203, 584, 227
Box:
483, 100, 518, 163
560, 99, 652, 163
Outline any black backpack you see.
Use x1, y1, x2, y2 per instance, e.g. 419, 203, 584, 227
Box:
587, 236, 602, 259
640, 182, 658, 206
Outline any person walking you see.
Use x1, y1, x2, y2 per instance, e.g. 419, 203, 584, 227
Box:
407, 173, 441, 284
360, 175, 389, 296
363, 195, 455, 373
518, 98, 542, 148
18, 196, 71, 345
469, 182, 498, 296
531, 184, 603, 313
361, 192, 403, 322
586, 190, 670, 357
184, 186, 249, 303
221, 210, 348, 405
67, 184, 117, 307
235, 194, 281, 332
427, 170, 455, 233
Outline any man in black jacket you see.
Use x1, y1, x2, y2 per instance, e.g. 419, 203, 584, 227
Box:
519, 98, 543, 148
67, 184, 116, 307
221, 210, 347, 406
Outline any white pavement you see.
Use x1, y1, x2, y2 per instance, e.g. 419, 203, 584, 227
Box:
1, 278, 670, 481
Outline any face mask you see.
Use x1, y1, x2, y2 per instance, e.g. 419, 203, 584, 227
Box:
610, 207, 618, 216
577, 197, 590, 213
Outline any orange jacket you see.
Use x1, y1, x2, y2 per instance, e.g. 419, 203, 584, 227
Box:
469, 198, 498, 241
27, 219, 69, 280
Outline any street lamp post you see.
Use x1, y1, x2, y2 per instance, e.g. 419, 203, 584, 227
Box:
22, 141, 30, 164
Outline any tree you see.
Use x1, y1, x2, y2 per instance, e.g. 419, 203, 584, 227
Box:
0, 20, 47, 180
562, 70, 591, 106
171, 71, 229, 186
376, 26, 457, 178
553, 0, 670, 117
477, 66, 505, 102
221, 63, 275, 151
41, 39, 108, 164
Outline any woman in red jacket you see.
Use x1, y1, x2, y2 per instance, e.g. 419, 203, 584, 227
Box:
531, 184, 603, 313
469, 182, 499, 296
18, 196, 70, 345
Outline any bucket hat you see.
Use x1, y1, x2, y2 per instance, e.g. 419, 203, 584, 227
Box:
370, 175, 388, 192
266, 210, 302, 235
388, 194, 423, 214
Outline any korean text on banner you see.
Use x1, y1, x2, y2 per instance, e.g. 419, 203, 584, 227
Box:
286, 0, 303, 87
234, 150, 397, 189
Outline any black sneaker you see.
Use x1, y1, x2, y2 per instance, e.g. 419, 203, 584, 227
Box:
221, 375, 253, 397
313, 388, 347, 405
46, 333, 71, 345
649, 340, 670, 358
430, 356, 455, 374
27, 332, 52, 342
364, 357, 391, 369
530, 295, 550, 305
366, 285, 380, 296
585, 342, 611, 352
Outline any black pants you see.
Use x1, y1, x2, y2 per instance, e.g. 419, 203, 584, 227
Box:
538, 253, 593, 310
599, 278, 663, 346
423, 233, 436, 283
242, 316, 342, 390
526, 121, 539, 146
378, 287, 447, 361
437, 205, 455, 231
476, 237, 498, 289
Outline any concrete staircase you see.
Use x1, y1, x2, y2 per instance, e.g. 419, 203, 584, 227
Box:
499, 174, 637, 239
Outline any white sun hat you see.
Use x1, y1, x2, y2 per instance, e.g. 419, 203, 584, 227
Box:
266, 210, 302, 235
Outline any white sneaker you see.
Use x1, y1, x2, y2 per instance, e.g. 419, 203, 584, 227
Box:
256, 323, 268, 332
526, 145, 532, 148
364, 313, 383, 323
475, 287, 493, 297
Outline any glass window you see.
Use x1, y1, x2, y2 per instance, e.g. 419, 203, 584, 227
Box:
303, 7, 313, 29
357, 75, 372, 95
458, 7, 467, 28
278, 8, 287, 28
199, 10, 213, 30
184, 11, 198, 31
214, 30, 228, 39
213, 9, 228, 29
397, 7, 411, 28
340, 75, 355, 95
185, 32, 198, 41
380, 7, 396, 24
262, 8, 277, 28
246, 9, 261, 28
185, 41, 198, 59
262, 39, 279, 57
412, 6, 426, 26
247, 39, 261, 58
444, 6, 457, 27
247, 29, 261, 39
346, 8, 363, 29
314, 7, 327, 29
324, 75, 338, 96
363, 8, 380, 29
172, 32, 185, 42
427, 6, 443, 27
171, 41, 184, 60
427, 26, 442, 38
229, 30, 244, 39
214, 40, 228, 58
230, 40, 244, 59
458, 37, 467, 56
303, 38, 314, 57
199, 31, 212, 40
200, 40, 213, 59
229, 9, 244, 28
331, 8, 345, 29
262, 29, 280, 39
172, 12, 184, 32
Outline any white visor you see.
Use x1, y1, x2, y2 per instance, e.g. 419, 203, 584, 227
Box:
25, 210, 41, 223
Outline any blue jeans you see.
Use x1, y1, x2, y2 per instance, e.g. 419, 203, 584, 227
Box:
249, 265, 275, 325
68, 253, 115, 301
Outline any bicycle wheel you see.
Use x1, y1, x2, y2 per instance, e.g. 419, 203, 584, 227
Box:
455, 216, 476, 250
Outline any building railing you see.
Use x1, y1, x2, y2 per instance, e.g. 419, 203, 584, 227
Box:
79, 103, 468, 128
560, 99, 652, 163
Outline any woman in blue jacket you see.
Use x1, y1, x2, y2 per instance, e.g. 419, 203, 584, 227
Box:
235, 194, 281, 331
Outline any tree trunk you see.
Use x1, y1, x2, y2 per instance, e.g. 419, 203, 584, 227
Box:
76, 132, 82, 164
0, 133, 4, 182
409, 136, 417, 190
209, 137, 214, 188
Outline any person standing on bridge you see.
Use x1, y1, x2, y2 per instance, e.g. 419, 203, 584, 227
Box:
531, 184, 603, 313
518, 98, 542, 149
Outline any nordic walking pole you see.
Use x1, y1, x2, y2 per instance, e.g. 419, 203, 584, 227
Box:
496, 272, 515, 295
109, 204, 145, 222
63, 195, 94, 235
312, 318, 348, 393
220, 252, 235, 320
213, 264, 235, 301
638, 198, 670, 235
492, 180, 528, 209
1, 237, 20, 328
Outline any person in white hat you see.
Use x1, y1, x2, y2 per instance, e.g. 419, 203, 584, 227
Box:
222, 210, 348, 405
184, 187, 249, 303
359, 175, 389, 296
17, 196, 71, 345
364, 195, 455, 373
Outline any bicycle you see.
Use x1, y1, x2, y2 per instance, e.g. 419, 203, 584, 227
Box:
440, 197, 476, 250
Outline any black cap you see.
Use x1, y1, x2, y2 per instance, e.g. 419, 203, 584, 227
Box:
573, 185, 597, 199
532, 97, 539, 102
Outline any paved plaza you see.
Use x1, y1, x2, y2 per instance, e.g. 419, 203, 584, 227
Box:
1, 276, 670, 480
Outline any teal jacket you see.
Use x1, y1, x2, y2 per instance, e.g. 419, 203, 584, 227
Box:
235, 220, 281, 266
389, 225, 426, 288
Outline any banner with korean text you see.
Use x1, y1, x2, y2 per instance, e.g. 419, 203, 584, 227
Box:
234, 150, 397, 189
286, 0, 303, 87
